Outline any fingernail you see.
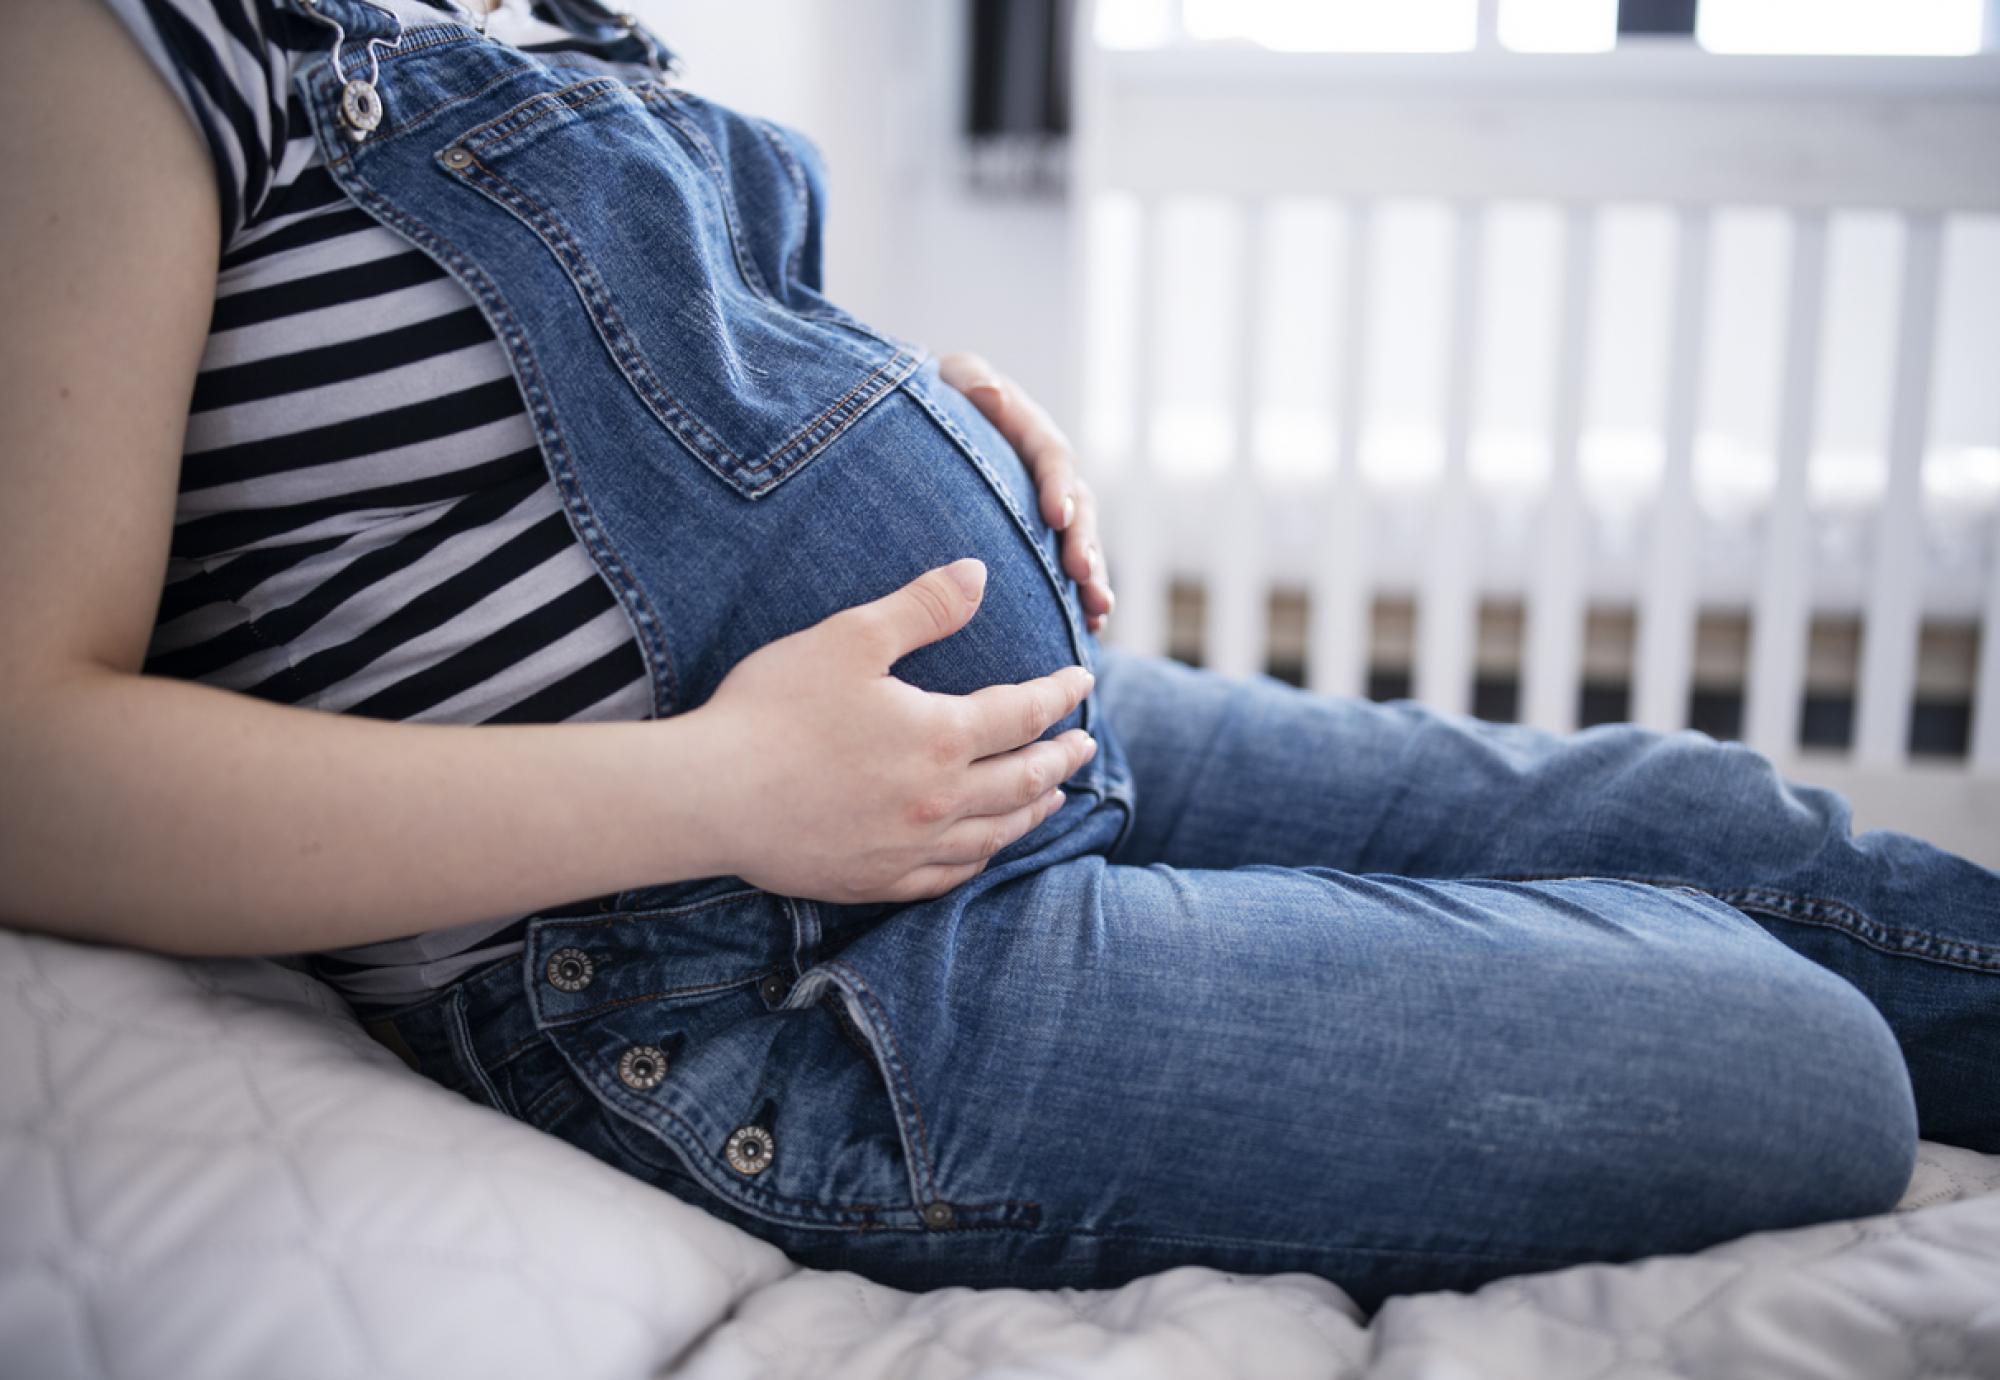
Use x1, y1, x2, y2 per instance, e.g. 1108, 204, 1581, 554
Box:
947, 558, 987, 600
1074, 667, 1095, 688
967, 375, 1004, 403
1087, 545, 1102, 580
1102, 587, 1116, 614
1059, 494, 1076, 529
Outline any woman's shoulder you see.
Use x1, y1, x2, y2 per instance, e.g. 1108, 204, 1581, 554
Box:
97, 0, 338, 242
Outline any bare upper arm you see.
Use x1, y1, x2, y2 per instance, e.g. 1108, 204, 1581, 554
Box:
0, 0, 220, 685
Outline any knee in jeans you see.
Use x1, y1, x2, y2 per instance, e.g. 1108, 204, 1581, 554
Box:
1696, 962, 1916, 1232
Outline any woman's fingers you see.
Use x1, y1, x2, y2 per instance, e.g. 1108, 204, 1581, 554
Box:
927, 787, 1070, 866
838, 558, 987, 668
954, 664, 1095, 758
939, 352, 1115, 627
1060, 481, 1114, 628
960, 730, 1097, 816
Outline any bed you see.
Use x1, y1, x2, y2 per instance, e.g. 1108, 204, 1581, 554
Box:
2, 925, 1995, 1380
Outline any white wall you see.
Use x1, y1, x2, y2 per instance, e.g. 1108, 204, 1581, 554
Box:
631, 0, 1079, 422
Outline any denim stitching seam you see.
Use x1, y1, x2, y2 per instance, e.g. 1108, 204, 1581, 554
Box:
821, 959, 942, 1206
1718, 887, 2000, 974
459, 76, 627, 152
641, 89, 779, 303
535, 973, 763, 1028
544, 885, 769, 927
1490, 869, 2000, 975
1051, 1223, 1591, 1271
457, 161, 744, 472
458, 153, 917, 497
579, 1073, 925, 1225
444, 987, 511, 1115
753, 118, 813, 287
387, 63, 545, 143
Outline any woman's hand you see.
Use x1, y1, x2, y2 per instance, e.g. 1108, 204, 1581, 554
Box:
941, 354, 1115, 633
688, 558, 1098, 904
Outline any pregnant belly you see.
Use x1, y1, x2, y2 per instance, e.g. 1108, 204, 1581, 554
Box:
657, 363, 1090, 719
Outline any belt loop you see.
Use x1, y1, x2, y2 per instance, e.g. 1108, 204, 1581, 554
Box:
444, 983, 512, 1115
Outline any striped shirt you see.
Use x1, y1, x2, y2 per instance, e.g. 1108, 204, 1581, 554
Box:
103, 0, 656, 1007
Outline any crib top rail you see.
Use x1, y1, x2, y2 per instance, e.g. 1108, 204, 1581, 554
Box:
1080, 47, 2000, 212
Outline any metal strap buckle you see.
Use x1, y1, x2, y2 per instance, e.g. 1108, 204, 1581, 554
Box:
298, 0, 405, 143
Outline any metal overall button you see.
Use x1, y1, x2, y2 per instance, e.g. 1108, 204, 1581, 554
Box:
339, 80, 383, 140
922, 1202, 956, 1230
758, 972, 791, 1006
442, 147, 474, 170
616, 1044, 668, 1091
725, 1125, 775, 1175
298, 0, 401, 144
545, 947, 595, 993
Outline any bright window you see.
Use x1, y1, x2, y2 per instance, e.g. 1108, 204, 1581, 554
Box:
1093, 0, 1992, 54
1500, 0, 1617, 53
1179, 0, 1477, 52
1698, 0, 1985, 55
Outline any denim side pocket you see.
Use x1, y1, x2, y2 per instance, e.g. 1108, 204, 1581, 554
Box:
523, 891, 932, 1233
543, 978, 922, 1231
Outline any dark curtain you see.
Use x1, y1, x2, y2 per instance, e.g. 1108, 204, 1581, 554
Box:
966, 0, 1073, 140
1617, 0, 1699, 37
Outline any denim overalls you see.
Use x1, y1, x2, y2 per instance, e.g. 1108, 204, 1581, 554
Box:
312, 0, 2000, 1310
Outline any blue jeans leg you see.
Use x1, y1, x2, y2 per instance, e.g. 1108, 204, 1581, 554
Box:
1093, 648, 2000, 1150
781, 824, 1918, 1306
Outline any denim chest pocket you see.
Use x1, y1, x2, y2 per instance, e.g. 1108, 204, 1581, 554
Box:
438, 75, 918, 500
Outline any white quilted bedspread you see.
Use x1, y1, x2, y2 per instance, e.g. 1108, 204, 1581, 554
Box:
3, 928, 1997, 1380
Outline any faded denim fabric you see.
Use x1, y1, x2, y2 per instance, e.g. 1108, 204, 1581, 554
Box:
303, 0, 2000, 1310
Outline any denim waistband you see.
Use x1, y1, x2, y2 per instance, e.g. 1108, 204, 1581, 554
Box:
362, 883, 815, 1100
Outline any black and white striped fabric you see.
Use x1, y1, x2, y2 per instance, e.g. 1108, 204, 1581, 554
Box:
103, 0, 655, 1006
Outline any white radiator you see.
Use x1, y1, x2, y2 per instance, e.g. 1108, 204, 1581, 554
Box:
1071, 19, 2000, 862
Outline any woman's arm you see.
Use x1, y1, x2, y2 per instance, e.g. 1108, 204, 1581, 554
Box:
0, 0, 1093, 957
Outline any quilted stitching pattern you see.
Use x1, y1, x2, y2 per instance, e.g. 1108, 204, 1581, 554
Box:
2, 928, 1996, 1380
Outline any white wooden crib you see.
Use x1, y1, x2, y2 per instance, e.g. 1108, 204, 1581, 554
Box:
1070, 10, 2000, 863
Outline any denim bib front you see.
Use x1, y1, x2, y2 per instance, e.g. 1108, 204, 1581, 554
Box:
295, 0, 1132, 1240
292, 0, 1113, 723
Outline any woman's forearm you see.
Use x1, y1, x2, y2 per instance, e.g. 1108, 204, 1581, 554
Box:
0, 668, 722, 956
0, 559, 1103, 959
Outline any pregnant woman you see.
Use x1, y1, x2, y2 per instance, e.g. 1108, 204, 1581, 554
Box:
3, 0, 1995, 1310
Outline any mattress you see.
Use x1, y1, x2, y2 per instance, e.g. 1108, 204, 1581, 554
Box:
2, 926, 1995, 1380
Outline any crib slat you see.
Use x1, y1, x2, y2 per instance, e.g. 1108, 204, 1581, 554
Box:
1522, 206, 1596, 735
1109, 198, 1170, 660
1208, 201, 1270, 680
1855, 214, 1943, 767
1415, 204, 1486, 717
1634, 208, 1712, 734
1745, 212, 1827, 761
1974, 509, 2000, 773
1307, 203, 1375, 701
1475, 0, 1501, 51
